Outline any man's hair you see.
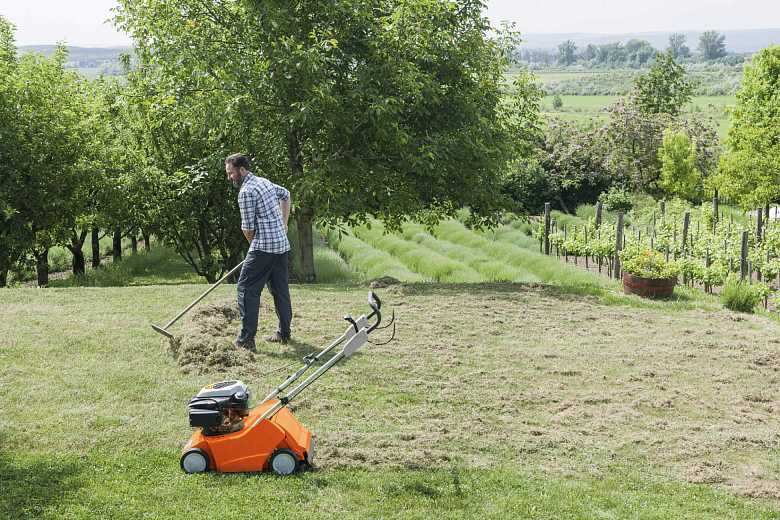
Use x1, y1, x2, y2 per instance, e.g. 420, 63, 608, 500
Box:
225, 153, 251, 170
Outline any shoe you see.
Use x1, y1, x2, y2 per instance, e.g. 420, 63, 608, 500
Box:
234, 339, 256, 352
265, 332, 289, 344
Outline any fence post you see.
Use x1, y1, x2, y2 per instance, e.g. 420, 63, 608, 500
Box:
682, 211, 690, 255
543, 202, 551, 256
740, 231, 749, 281
757, 207, 763, 244
595, 201, 603, 228
614, 212, 624, 280
712, 194, 719, 232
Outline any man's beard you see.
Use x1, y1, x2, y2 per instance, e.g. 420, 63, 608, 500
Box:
232, 176, 244, 188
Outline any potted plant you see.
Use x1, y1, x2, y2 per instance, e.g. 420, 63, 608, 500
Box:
619, 246, 679, 298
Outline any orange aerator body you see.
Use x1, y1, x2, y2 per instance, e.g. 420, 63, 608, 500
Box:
178, 291, 394, 476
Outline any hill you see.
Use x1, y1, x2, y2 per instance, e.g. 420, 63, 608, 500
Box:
17, 45, 132, 77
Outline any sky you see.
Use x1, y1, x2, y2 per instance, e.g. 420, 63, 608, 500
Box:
1, 0, 778, 47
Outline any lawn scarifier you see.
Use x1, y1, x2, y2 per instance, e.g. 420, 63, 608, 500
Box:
180, 291, 396, 475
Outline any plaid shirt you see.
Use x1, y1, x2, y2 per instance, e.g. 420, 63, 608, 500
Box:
238, 173, 291, 254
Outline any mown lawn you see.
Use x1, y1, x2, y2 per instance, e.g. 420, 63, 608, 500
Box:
2, 282, 780, 518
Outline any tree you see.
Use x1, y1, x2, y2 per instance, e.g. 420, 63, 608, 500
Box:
631, 51, 693, 116
667, 33, 690, 59
537, 119, 611, 211
557, 40, 577, 66
580, 44, 597, 62
658, 128, 700, 202
698, 31, 727, 60
14, 50, 90, 285
115, 0, 539, 282
624, 39, 657, 68
0, 16, 30, 287
601, 98, 717, 194
711, 45, 780, 208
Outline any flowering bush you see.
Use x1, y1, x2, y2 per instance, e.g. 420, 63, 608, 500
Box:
619, 246, 679, 279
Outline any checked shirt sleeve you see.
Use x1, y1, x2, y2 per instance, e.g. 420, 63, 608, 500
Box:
238, 189, 257, 231
274, 183, 290, 201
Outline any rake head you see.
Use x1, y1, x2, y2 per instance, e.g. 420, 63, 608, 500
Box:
151, 324, 176, 340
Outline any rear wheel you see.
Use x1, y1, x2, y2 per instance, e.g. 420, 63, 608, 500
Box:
180, 449, 209, 474
269, 449, 298, 476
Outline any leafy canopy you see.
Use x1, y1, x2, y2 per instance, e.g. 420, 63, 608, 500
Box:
711, 45, 780, 208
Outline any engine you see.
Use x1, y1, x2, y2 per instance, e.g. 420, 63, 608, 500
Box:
188, 380, 251, 435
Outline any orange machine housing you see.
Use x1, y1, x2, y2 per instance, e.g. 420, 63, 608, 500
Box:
183, 399, 313, 472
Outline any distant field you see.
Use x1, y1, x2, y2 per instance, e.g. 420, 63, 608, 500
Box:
541, 94, 735, 138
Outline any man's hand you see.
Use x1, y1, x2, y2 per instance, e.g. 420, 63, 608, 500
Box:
242, 229, 255, 243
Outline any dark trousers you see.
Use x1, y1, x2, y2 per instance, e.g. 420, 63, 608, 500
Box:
236, 250, 292, 343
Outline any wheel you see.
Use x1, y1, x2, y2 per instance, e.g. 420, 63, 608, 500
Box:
180, 449, 209, 474
269, 449, 298, 476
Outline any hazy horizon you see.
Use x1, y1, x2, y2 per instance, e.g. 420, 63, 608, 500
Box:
2, 0, 779, 47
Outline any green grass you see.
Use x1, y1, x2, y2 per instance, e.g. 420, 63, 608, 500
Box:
352, 223, 486, 283
328, 229, 426, 282
401, 222, 540, 282
5, 451, 776, 519
2, 284, 780, 518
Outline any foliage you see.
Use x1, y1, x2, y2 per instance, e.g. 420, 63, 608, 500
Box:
711, 45, 780, 209
658, 129, 700, 202
601, 98, 670, 191
115, 0, 541, 282
536, 119, 611, 210
619, 245, 680, 279
698, 31, 727, 61
0, 33, 91, 285
598, 187, 634, 213
631, 51, 693, 116
720, 273, 767, 313
601, 97, 718, 193
501, 159, 552, 215
552, 93, 563, 109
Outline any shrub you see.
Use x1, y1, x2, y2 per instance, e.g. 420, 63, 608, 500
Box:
619, 246, 679, 279
552, 94, 563, 109
720, 274, 768, 313
598, 187, 634, 213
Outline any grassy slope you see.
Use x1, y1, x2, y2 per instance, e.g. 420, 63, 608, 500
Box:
2, 284, 780, 518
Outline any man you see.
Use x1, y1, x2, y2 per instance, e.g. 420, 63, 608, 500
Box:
225, 153, 292, 351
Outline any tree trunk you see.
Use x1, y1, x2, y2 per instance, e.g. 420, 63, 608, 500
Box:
35, 248, 49, 287
142, 230, 151, 252
287, 130, 315, 283
0, 268, 7, 288
71, 247, 86, 276
69, 229, 88, 276
296, 208, 316, 283
113, 226, 122, 262
91, 226, 101, 267
131, 234, 138, 254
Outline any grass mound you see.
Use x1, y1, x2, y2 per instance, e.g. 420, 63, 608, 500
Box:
167, 302, 255, 373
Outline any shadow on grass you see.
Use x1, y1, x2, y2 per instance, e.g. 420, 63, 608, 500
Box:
0, 447, 84, 518
259, 338, 321, 361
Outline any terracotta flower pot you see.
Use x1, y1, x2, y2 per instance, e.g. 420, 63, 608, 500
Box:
622, 272, 677, 299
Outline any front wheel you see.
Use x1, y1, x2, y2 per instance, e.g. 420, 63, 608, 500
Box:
269, 449, 298, 476
180, 449, 209, 474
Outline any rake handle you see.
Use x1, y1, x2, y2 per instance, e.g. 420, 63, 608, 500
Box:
161, 260, 245, 330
